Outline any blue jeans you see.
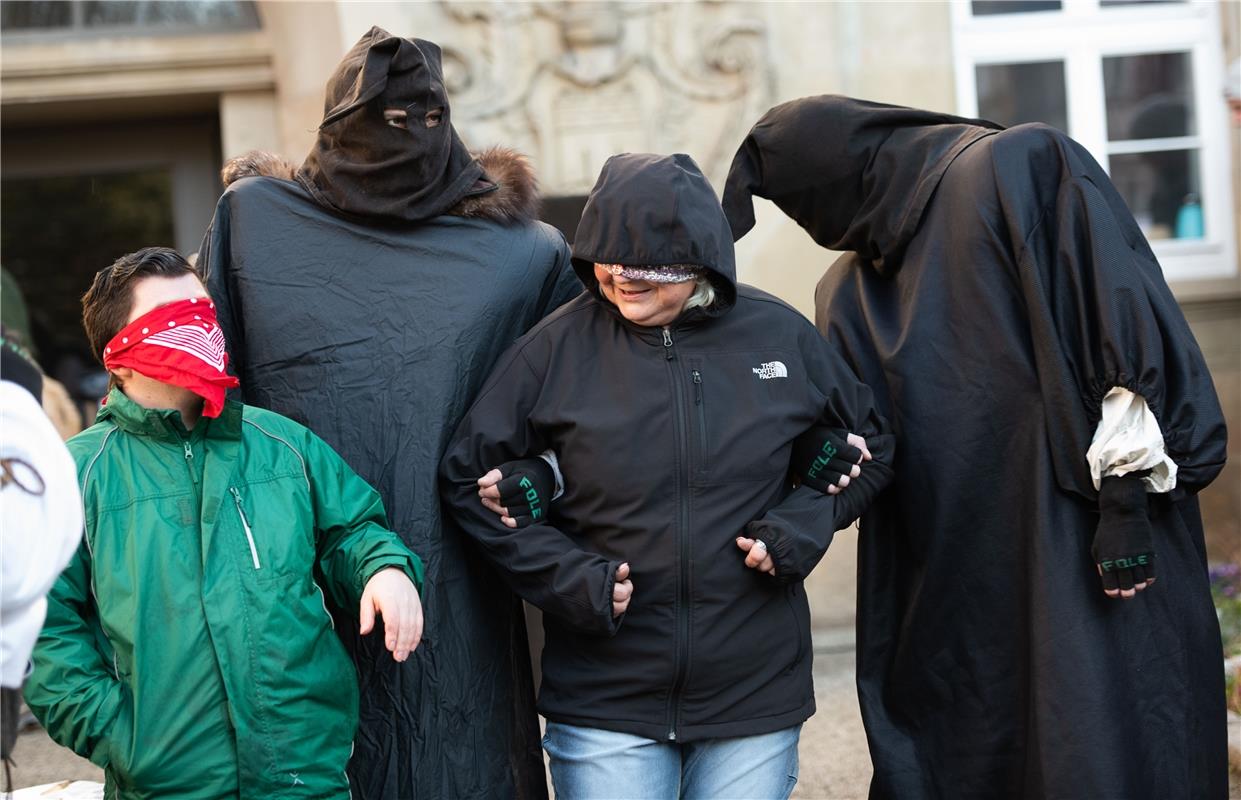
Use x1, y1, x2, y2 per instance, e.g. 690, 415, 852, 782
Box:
543, 722, 801, 799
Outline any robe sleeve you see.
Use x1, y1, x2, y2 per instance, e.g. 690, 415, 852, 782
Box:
993, 126, 1226, 500
1086, 387, 1177, 492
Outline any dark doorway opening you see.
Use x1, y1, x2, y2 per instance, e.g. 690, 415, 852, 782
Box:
540, 195, 588, 246
2, 169, 176, 401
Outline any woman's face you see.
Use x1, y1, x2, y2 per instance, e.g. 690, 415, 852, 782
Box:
594, 265, 696, 328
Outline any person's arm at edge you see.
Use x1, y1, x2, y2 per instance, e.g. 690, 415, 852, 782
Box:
440, 346, 625, 636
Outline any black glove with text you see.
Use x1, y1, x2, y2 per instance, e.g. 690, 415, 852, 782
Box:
493, 457, 557, 528
1092, 473, 1156, 596
792, 426, 863, 494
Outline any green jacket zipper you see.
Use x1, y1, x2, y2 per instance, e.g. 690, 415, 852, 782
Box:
229, 487, 261, 570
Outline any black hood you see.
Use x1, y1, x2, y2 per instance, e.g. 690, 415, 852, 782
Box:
297, 26, 491, 224
722, 95, 1002, 275
571, 152, 737, 313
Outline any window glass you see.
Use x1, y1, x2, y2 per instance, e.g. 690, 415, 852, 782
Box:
1100, 0, 1184, 7
972, 1, 1061, 15
1103, 51, 1195, 140
976, 60, 1068, 131
0, 0, 71, 30
1109, 150, 1203, 240
1, 0, 259, 32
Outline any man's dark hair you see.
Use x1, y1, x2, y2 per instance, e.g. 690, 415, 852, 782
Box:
81, 247, 200, 364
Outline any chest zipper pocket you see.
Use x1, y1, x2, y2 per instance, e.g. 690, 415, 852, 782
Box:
692, 368, 708, 477
229, 487, 261, 570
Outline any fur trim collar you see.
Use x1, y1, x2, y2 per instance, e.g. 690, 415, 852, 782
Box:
220, 146, 541, 225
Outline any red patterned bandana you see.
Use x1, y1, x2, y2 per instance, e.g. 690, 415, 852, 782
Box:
102, 298, 239, 418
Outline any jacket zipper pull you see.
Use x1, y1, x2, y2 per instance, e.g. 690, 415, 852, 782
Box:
662, 327, 674, 360
692, 370, 702, 405
183, 440, 199, 485
230, 487, 261, 570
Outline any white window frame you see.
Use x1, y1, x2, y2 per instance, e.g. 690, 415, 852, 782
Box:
950, 0, 1236, 284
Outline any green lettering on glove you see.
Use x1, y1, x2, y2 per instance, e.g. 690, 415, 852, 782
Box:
1099, 553, 1150, 573
805, 441, 839, 482
519, 476, 543, 520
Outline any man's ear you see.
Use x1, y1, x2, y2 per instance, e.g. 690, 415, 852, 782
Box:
111, 367, 133, 385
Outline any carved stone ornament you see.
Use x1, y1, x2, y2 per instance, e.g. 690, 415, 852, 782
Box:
438, 0, 775, 195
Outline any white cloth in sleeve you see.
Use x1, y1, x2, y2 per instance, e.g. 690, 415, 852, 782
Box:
1086, 387, 1177, 492
538, 449, 565, 501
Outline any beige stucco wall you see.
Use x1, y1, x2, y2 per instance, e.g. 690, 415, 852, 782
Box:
322, 1, 956, 320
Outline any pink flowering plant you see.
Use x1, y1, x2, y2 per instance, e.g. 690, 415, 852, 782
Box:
1211, 563, 1241, 713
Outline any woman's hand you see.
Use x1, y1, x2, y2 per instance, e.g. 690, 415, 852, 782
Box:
613, 562, 633, 617
477, 457, 556, 528
735, 536, 776, 576
360, 567, 424, 662
792, 428, 872, 495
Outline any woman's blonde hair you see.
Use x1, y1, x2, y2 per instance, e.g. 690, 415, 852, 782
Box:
684, 274, 716, 311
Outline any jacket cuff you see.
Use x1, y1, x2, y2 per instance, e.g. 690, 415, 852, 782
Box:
358, 552, 425, 597
599, 560, 626, 636
746, 521, 796, 584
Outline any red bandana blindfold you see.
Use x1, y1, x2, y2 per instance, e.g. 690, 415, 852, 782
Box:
102, 298, 239, 418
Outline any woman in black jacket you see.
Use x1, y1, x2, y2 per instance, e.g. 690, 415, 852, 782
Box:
441, 153, 894, 799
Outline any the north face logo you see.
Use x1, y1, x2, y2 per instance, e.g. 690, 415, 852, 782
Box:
752, 361, 788, 380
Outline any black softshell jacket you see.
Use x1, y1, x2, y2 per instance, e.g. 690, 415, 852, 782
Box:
724, 96, 1229, 799
202, 175, 582, 800
441, 153, 893, 743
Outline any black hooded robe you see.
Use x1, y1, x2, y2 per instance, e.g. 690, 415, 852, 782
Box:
724, 96, 1229, 799
201, 27, 582, 800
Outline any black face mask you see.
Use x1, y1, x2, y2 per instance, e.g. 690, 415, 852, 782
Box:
297, 26, 494, 224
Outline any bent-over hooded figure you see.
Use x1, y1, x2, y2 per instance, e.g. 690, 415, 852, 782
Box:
201, 27, 581, 799
441, 153, 895, 799
723, 95, 1229, 799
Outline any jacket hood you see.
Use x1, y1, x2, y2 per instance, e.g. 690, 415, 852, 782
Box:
571, 152, 737, 314
722, 95, 1002, 275
296, 26, 491, 224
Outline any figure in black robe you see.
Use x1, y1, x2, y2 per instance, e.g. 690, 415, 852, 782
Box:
201, 27, 581, 800
723, 96, 1228, 799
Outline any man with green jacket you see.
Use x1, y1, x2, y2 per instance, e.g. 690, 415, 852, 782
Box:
25, 247, 424, 799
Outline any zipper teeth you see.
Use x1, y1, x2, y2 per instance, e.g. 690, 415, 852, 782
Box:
230, 487, 261, 569
663, 339, 692, 741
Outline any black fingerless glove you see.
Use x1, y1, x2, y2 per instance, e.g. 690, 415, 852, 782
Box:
792, 426, 863, 494
495, 457, 557, 528
1092, 473, 1156, 593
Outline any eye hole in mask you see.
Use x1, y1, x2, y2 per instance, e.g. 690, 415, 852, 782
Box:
383, 108, 408, 129
381, 107, 443, 129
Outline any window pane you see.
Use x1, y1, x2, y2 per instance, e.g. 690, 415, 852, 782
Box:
1, 0, 259, 31
1109, 149, 1202, 240
972, 1, 1061, 14
1103, 52, 1194, 140
80, 0, 259, 28
976, 61, 1068, 131
0, 1, 72, 30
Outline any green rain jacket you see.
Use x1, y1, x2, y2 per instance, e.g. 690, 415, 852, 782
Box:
25, 389, 424, 799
